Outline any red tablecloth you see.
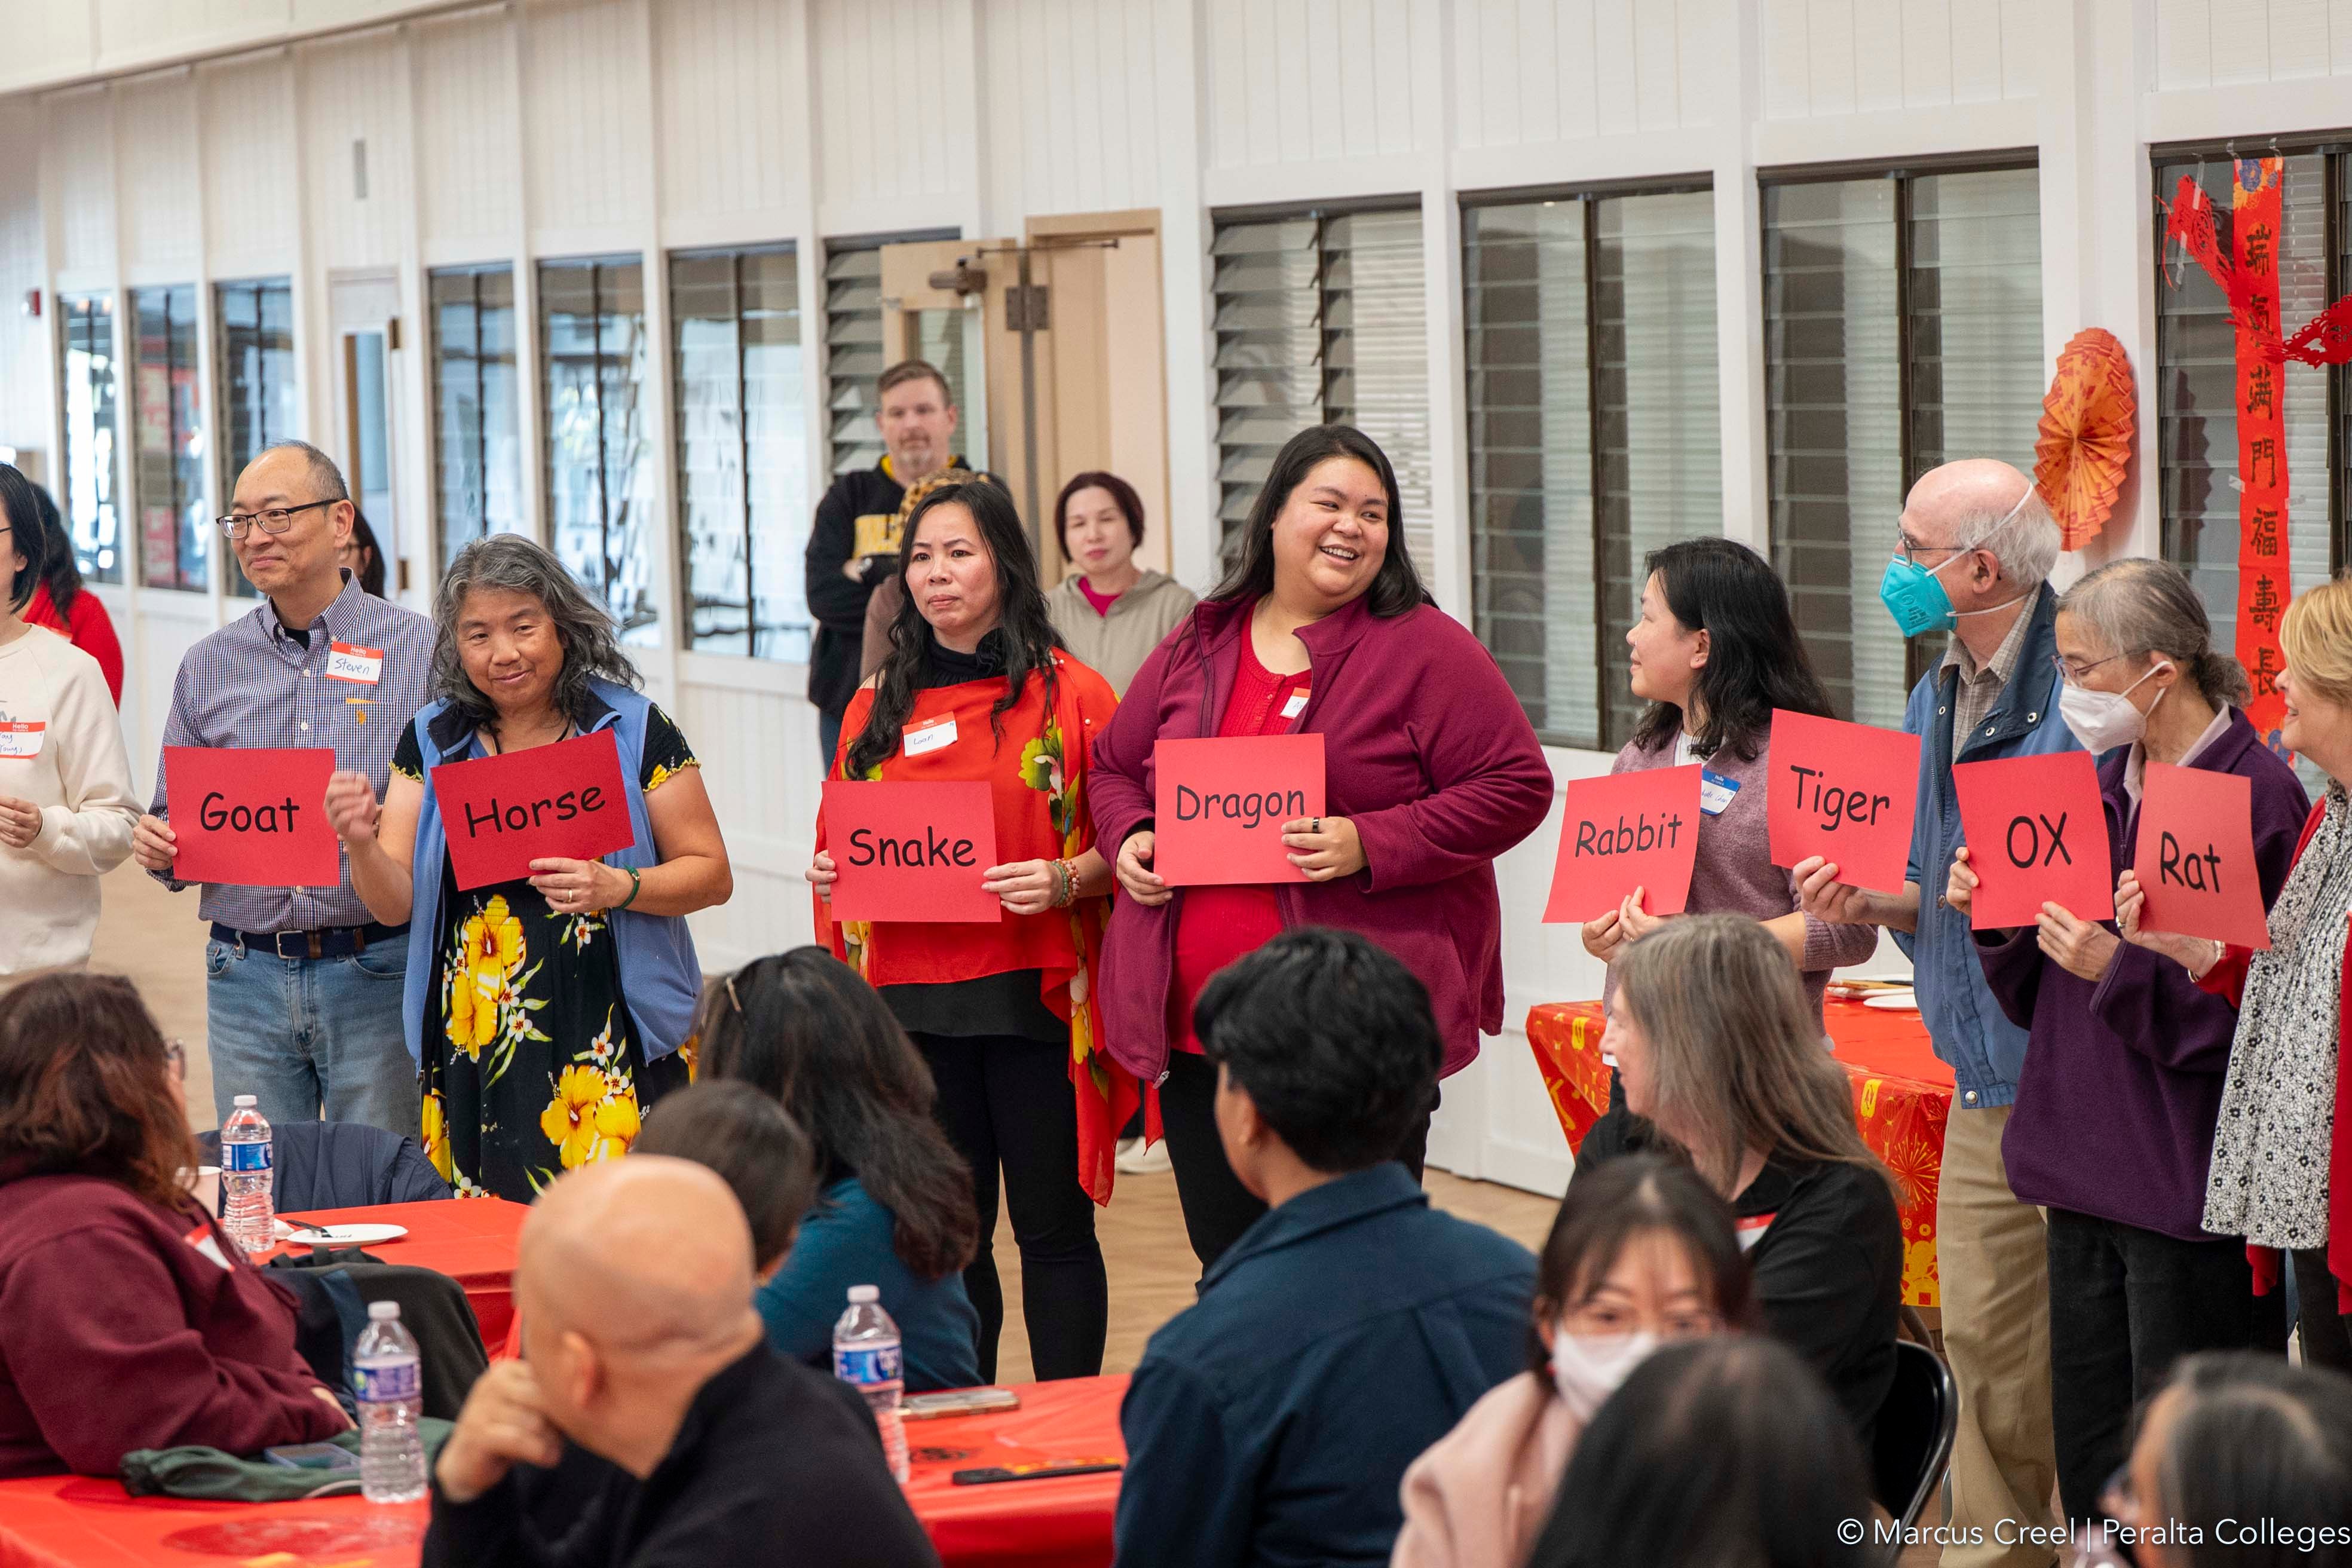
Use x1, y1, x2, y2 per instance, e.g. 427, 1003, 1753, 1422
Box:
269, 1198, 531, 1349
1527, 997, 1953, 1307
0, 1375, 1126, 1568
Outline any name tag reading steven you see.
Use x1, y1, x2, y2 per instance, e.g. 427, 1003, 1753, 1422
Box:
324, 642, 384, 684
1280, 688, 1312, 721
823, 779, 1000, 923
430, 729, 637, 892
0, 721, 45, 760
1152, 734, 1327, 887
904, 714, 958, 758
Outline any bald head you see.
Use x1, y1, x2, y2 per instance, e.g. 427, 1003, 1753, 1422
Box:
1900, 458, 2059, 592
521, 1156, 757, 1363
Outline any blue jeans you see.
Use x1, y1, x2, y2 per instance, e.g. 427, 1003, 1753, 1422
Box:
204, 937, 421, 1135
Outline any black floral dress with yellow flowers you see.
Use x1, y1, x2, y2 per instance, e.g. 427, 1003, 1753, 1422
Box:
392, 710, 699, 1200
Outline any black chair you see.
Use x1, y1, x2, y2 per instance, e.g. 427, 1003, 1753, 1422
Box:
197, 1118, 451, 1214
1873, 1339, 1959, 1549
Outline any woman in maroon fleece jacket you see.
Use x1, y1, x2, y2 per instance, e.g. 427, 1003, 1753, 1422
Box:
1092, 425, 1554, 1271
0, 971, 347, 1478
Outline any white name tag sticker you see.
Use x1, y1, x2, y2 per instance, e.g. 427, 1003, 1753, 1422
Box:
1281, 688, 1312, 721
324, 642, 385, 685
904, 713, 958, 758
0, 721, 45, 760
1698, 767, 1741, 817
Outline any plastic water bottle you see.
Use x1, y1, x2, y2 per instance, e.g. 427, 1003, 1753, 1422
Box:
834, 1285, 909, 1483
219, 1095, 274, 1257
354, 1301, 427, 1503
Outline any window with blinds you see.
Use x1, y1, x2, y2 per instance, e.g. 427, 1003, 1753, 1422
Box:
1463, 188, 1720, 751
2155, 152, 2339, 690
131, 285, 207, 593
1764, 166, 2042, 727
821, 230, 961, 479
672, 244, 808, 660
58, 292, 122, 584
540, 256, 655, 641
216, 278, 299, 599
429, 265, 521, 575
1211, 208, 1433, 574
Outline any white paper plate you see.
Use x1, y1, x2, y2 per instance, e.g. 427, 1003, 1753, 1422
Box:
281, 1222, 410, 1247
1862, 991, 1919, 1012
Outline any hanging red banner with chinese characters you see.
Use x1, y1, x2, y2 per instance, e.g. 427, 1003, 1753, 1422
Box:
2230, 159, 2289, 746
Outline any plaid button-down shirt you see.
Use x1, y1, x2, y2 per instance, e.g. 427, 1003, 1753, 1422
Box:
149, 575, 436, 932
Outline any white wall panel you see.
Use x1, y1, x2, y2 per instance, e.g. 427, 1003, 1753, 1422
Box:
299, 32, 410, 271
200, 54, 298, 278
0, 5, 98, 95
0, 100, 50, 457
95, 0, 287, 71
522, 0, 651, 246
981, 0, 1164, 223
45, 90, 117, 283
2154, 0, 2352, 86
1762, 0, 2037, 118
1205, 0, 1426, 169
654, 0, 807, 238
117, 74, 200, 278
674, 676, 823, 972
412, 10, 517, 259
813, 0, 968, 231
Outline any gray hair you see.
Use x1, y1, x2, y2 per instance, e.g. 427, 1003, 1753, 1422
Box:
431, 532, 641, 728
2057, 556, 2252, 709
254, 439, 349, 502
1954, 483, 2062, 589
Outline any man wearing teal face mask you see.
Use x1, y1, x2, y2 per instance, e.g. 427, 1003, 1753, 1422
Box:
1796, 458, 2074, 1568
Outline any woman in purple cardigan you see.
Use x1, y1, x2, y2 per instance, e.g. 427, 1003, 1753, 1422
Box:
1576, 538, 1879, 1163
1091, 425, 1552, 1271
1944, 558, 2307, 1526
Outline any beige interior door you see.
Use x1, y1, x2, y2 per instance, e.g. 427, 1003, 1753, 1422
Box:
878, 238, 993, 485
326, 271, 407, 599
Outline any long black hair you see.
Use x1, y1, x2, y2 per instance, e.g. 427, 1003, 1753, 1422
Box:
29, 485, 80, 614
694, 947, 980, 1281
1531, 1153, 1756, 1376
1204, 424, 1431, 617
0, 466, 47, 614
348, 508, 388, 598
847, 479, 1063, 777
1630, 537, 1834, 762
1524, 1336, 1873, 1568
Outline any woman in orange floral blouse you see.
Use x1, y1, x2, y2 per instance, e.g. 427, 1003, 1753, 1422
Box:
807, 480, 1126, 1382
328, 535, 731, 1200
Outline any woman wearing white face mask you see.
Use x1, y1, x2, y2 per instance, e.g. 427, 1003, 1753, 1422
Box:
1945, 557, 2308, 1526
1392, 1152, 1752, 1568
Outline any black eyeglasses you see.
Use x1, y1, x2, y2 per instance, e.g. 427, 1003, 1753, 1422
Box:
216, 498, 336, 539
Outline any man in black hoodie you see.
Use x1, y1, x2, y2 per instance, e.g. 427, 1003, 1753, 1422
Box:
424, 1157, 938, 1568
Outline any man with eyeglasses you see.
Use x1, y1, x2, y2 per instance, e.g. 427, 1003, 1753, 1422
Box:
1795, 457, 2074, 1568
131, 440, 433, 1138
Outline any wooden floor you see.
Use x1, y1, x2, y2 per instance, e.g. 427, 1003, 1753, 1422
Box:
96, 862, 1562, 1382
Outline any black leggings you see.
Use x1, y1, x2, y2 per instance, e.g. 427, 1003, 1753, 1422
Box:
913, 1031, 1106, 1383
1159, 1049, 1434, 1277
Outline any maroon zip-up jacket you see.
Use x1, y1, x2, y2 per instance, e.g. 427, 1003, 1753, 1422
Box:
0, 1166, 345, 1477
1091, 594, 1554, 1082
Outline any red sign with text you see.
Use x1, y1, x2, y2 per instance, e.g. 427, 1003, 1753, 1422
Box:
1544, 766, 1702, 923
1952, 751, 2114, 928
165, 746, 340, 888
823, 780, 1000, 923
432, 729, 636, 892
2132, 761, 2271, 950
1152, 734, 1327, 887
1766, 710, 1921, 894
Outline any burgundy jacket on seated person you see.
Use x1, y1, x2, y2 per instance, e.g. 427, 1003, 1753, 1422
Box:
1091, 594, 1555, 1082
0, 1165, 347, 1477
1973, 710, 2308, 1241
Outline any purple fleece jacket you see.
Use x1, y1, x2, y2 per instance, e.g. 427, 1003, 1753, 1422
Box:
1090, 595, 1555, 1082
1976, 709, 2309, 1240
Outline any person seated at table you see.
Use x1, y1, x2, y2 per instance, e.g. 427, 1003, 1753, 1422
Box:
696, 947, 984, 1392
1392, 1153, 1755, 1568
1587, 913, 1902, 1443
1948, 556, 2307, 1526
1114, 927, 1536, 1568
0, 971, 350, 1478
633, 1080, 823, 1284
1520, 1336, 1875, 1568
424, 1156, 938, 1568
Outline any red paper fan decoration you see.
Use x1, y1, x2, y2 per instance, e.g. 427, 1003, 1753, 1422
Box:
2034, 329, 2136, 550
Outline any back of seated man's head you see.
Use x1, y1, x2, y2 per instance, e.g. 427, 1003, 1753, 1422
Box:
633, 1080, 820, 1281
516, 1157, 762, 1466
1193, 927, 1442, 1180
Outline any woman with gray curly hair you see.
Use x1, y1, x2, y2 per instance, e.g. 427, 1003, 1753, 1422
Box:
323, 534, 730, 1199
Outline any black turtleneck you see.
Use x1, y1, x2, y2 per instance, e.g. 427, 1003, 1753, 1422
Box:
917, 626, 1009, 688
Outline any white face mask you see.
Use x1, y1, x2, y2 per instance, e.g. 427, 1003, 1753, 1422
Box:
1550, 1328, 1661, 1420
2059, 661, 2170, 754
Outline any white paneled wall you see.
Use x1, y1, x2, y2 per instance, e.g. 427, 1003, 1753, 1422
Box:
9, 0, 2352, 1193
